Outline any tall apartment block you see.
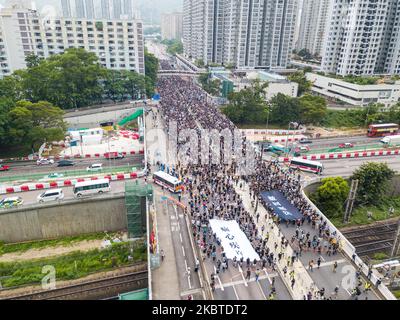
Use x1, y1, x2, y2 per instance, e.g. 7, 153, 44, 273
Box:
61, 0, 135, 20
0, 6, 144, 78
161, 12, 183, 40
182, 0, 298, 69
296, 0, 331, 57
322, 0, 400, 76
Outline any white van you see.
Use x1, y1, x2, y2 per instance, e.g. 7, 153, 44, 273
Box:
86, 163, 103, 172
37, 189, 64, 203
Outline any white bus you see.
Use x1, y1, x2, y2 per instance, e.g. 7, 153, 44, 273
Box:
153, 171, 184, 193
289, 157, 323, 174
73, 179, 111, 197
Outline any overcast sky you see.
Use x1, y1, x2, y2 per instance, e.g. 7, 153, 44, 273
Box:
0, 0, 183, 23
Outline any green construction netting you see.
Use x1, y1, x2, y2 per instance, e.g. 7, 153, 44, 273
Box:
118, 108, 144, 126
125, 180, 153, 239
119, 288, 148, 300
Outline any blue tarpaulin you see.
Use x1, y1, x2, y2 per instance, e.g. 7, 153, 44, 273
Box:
260, 190, 303, 221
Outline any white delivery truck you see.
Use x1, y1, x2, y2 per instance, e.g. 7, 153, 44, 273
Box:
380, 134, 400, 146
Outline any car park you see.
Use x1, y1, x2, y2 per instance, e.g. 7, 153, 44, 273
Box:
37, 189, 64, 203
339, 143, 354, 148
86, 163, 103, 172
0, 196, 23, 209
37, 158, 54, 165
0, 164, 10, 171
57, 160, 74, 167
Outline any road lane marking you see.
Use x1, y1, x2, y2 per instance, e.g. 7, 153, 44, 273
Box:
232, 284, 239, 300
263, 268, 272, 284
213, 266, 224, 291
215, 273, 278, 290
238, 265, 248, 287
257, 280, 267, 300
182, 246, 185, 257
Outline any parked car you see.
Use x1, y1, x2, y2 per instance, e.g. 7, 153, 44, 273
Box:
57, 160, 74, 167
299, 138, 313, 144
0, 164, 10, 171
37, 158, 54, 165
86, 163, 103, 172
0, 196, 23, 209
339, 143, 354, 148
37, 189, 64, 203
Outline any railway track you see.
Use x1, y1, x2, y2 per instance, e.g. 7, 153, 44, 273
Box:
342, 222, 398, 257
4, 270, 148, 300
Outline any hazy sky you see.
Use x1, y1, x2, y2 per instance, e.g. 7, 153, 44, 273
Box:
0, 0, 183, 23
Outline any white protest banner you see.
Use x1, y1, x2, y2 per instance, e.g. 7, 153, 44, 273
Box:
209, 219, 260, 261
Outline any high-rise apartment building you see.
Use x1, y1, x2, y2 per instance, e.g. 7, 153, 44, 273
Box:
61, 0, 72, 18
161, 12, 183, 40
0, 6, 144, 78
182, 0, 298, 69
296, 0, 331, 57
59, 0, 135, 20
322, 0, 400, 76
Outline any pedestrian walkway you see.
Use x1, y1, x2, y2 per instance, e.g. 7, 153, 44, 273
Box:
150, 189, 181, 300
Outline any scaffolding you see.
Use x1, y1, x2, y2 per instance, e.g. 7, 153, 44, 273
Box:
125, 180, 153, 239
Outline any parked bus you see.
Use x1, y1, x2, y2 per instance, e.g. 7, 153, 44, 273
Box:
73, 178, 111, 197
367, 123, 399, 137
289, 157, 323, 174
153, 171, 183, 193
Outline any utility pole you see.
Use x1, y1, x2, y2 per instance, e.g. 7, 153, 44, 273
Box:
390, 218, 400, 257
343, 179, 359, 224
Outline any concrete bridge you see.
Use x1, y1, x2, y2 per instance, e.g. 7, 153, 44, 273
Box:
157, 70, 199, 77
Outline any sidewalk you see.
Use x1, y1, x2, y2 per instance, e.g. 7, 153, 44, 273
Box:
150, 188, 181, 300
235, 181, 318, 300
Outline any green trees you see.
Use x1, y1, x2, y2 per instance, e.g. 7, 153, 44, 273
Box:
15, 48, 106, 109
298, 94, 327, 124
288, 71, 312, 96
0, 48, 157, 109
104, 70, 146, 102
198, 73, 221, 96
161, 39, 183, 55
222, 80, 269, 124
4, 101, 66, 151
311, 177, 350, 218
351, 162, 395, 206
270, 93, 300, 126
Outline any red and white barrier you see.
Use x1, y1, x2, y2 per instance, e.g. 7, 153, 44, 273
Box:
279, 149, 400, 162
0, 171, 145, 195
1, 149, 145, 163
241, 129, 306, 136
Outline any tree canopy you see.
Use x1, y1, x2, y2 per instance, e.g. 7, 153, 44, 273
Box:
288, 71, 312, 96
351, 162, 395, 206
198, 73, 221, 96
1, 100, 66, 151
311, 177, 350, 218
222, 80, 269, 124
0, 48, 156, 109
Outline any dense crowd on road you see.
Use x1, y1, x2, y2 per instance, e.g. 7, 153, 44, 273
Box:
154, 74, 372, 300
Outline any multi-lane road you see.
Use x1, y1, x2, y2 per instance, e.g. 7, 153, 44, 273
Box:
0, 155, 144, 177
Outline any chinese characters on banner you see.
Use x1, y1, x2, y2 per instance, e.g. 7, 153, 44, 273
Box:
209, 219, 260, 261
